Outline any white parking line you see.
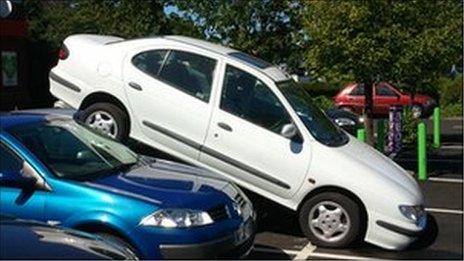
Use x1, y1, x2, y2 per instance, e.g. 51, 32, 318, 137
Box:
428, 177, 463, 183
309, 252, 377, 260
397, 159, 462, 163
440, 144, 463, 149
253, 246, 300, 256
293, 241, 316, 260
254, 246, 377, 260
426, 207, 463, 215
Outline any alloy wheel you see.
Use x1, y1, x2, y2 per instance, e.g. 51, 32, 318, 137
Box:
84, 110, 118, 138
308, 201, 351, 243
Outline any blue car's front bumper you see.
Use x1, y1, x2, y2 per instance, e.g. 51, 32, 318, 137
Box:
129, 217, 255, 259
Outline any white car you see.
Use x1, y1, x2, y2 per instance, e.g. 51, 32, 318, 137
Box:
50, 34, 426, 250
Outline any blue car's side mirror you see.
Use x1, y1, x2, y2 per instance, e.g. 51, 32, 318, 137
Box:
0, 170, 37, 189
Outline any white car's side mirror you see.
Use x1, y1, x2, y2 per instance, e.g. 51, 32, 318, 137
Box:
280, 123, 298, 139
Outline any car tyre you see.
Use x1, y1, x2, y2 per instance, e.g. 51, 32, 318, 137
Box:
96, 233, 139, 257
299, 192, 361, 248
79, 103, 129, 142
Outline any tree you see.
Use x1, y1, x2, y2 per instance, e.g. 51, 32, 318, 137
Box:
25, 0, 169, 49
22, 0, 180, 107
170, 0, 308, 71
303, 0, 463, 145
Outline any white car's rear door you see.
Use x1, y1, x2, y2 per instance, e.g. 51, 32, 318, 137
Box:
122, 46, 221, 159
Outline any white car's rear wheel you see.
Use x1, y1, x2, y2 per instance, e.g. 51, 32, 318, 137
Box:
299, 192, 361, 248
79, 103, 129, 142
85, 111, 119, 138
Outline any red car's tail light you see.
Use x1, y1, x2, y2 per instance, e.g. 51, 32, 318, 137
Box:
58, 44, 69, 60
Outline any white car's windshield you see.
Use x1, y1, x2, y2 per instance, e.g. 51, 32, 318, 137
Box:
7, 119, 139, 180
277, 80, 349, 147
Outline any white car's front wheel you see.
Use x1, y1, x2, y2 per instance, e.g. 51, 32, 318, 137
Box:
299, 192, 361, 248
79, 103, 129, 142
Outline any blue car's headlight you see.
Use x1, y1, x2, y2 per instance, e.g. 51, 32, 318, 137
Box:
139, 209, 214, 228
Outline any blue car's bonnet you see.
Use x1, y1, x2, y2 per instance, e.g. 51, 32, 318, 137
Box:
84, 159, 231, 210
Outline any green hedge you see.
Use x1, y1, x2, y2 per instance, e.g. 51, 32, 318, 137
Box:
298, 81, 341, 97
442, 103, 463, 118
437, 75, 463, 117
311, 95, 335, 110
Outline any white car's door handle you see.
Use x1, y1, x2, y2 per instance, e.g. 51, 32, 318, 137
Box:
128, 82, 142, 91
217, 122, 232, 132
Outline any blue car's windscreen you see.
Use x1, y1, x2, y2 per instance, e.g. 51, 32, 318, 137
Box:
7, 119, 138, 179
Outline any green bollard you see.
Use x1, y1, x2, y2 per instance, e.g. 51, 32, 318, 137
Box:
418, 122, 427, 181
376, 119, 385, 153
357, 128, 366, 142
433, 107, 441, 149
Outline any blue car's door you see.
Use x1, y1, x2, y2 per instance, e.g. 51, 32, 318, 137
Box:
0, 142, 45, 221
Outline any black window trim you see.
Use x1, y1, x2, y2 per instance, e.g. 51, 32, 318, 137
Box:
218, 64, 303, 143
131, 48, 218, 103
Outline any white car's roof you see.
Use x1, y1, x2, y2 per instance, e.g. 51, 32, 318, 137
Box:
113, 35, 291, 82
164, 35, 237, 55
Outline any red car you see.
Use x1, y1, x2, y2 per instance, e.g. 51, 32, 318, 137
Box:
334, 82, 436, 118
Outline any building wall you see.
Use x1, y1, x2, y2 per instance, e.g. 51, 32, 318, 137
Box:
0, 19, 30, 111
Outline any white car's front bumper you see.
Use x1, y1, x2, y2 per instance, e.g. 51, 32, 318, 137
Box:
365, 210, 426, 250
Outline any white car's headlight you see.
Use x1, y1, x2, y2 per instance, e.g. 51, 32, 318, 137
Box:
399, 205, 426, 224
139, 209, 214, 228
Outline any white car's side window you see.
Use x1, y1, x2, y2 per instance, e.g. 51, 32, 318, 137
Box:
132, 50, 169, 78
220, 65, 292, 135
131, 49, 217, 103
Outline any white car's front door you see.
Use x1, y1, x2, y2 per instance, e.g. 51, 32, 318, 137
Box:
199, 63, 311, 199
123, 48, 219, 159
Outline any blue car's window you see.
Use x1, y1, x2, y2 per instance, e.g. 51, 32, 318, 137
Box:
7, 120, 138, 179
0, 143, 23, 175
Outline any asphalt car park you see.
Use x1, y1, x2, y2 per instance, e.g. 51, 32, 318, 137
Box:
130, 118, 463, 260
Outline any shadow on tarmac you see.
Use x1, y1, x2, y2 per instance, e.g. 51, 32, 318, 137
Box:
315, 213, 462, 260
246, 245, 294, 260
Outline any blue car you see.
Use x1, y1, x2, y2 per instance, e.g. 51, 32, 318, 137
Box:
0, 110, 255, 259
